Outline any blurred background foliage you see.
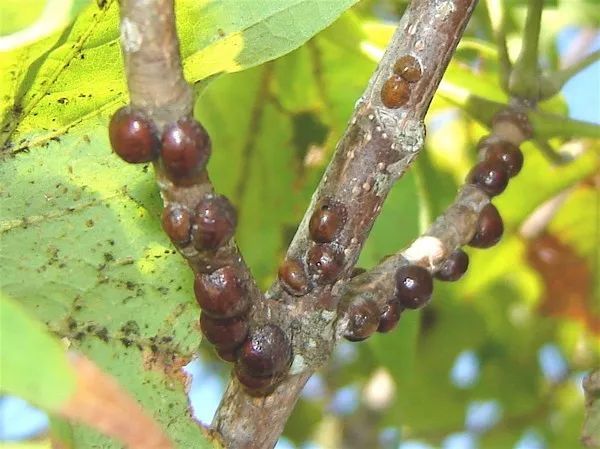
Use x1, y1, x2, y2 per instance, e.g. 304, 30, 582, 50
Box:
0, 0, 598, 448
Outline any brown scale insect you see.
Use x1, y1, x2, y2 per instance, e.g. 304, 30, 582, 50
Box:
109, 106, 159, 163
194, 266, 248, 318
199, 314, 248, 351
377, 300, 403, 333
237, 324, 291, 377
309, 199, 347, 243
343, 298, 380, 342
278, 258, 311, 296
161, 116, 211, 185
393, 55, 422, 82
161, 205, 191, 246
395, 264, 433, 309
306, 243, 345, 284
381, 74, 410, 109
192, 195, 237, 251
469, 203, 504, 248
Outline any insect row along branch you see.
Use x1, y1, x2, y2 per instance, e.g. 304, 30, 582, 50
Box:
113, 0, 283, 396
338, 108, 533, 340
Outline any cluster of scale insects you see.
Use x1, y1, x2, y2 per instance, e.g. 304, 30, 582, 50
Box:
109, 108, 291, 395
108, 53, 528, 395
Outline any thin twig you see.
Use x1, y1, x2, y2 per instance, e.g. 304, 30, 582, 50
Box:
509, 0, 544, 100
337, 104, 532, 332
336, 184, 489, 328
540, 49, 600, 100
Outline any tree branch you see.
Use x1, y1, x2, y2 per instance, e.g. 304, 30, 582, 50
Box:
213, 1, 478, 448
118, 0, 264, 312
337, 101, 532, 337
336, 184, 488, 328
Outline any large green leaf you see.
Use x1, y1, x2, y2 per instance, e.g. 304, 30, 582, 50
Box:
0, 0, 358, 152
0, 119, 211, 448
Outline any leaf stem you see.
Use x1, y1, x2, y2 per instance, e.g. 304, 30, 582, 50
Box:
509, 0, 544, 100
485, 0, 512, 91
437, 84, 600, 140
540, 49, 600, 100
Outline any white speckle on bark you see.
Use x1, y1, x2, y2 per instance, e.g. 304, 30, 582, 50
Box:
289, 355, 307, 375
436, 0, 457, 20
121, 18, 142, 52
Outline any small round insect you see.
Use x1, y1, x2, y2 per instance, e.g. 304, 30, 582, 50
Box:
199, 314, 248, 350
469, 203, 504, 248
479, 137, 524, 178
108, 107, 159, 163
194, 266, 247, 318
343, 298, 380, 342
161, 116, 211, 184
395, 265, 433, 309
309, 199, 347, 243
466, 160, 509, 197
306, 244, 345, 284
278, 258, 311, 296
234, 364, 279, 397
237, 324, 291, 378
381, 74, 410, 109
192, 195, 237, 251
377, 300, 403, 333
434, 249, 469, 282
393, 55, 422, 82
161, 205, 191, 246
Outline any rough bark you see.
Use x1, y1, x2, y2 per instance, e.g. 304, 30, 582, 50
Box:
213, 1, 478, 448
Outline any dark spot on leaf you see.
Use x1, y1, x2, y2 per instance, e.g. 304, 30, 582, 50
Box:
95, 327, 109, 342
103, 252, 114, 262
57, 98, 69, 105
74, 332, 85, 341
121, 320, 140, 336
67, 317, 77, 330
86, 219, 94, 227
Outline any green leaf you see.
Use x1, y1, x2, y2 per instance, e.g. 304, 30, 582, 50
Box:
0, 293, 76, 410
0, 122, 210, 448
0, 0, 358, 152
0, 0, 91, 48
